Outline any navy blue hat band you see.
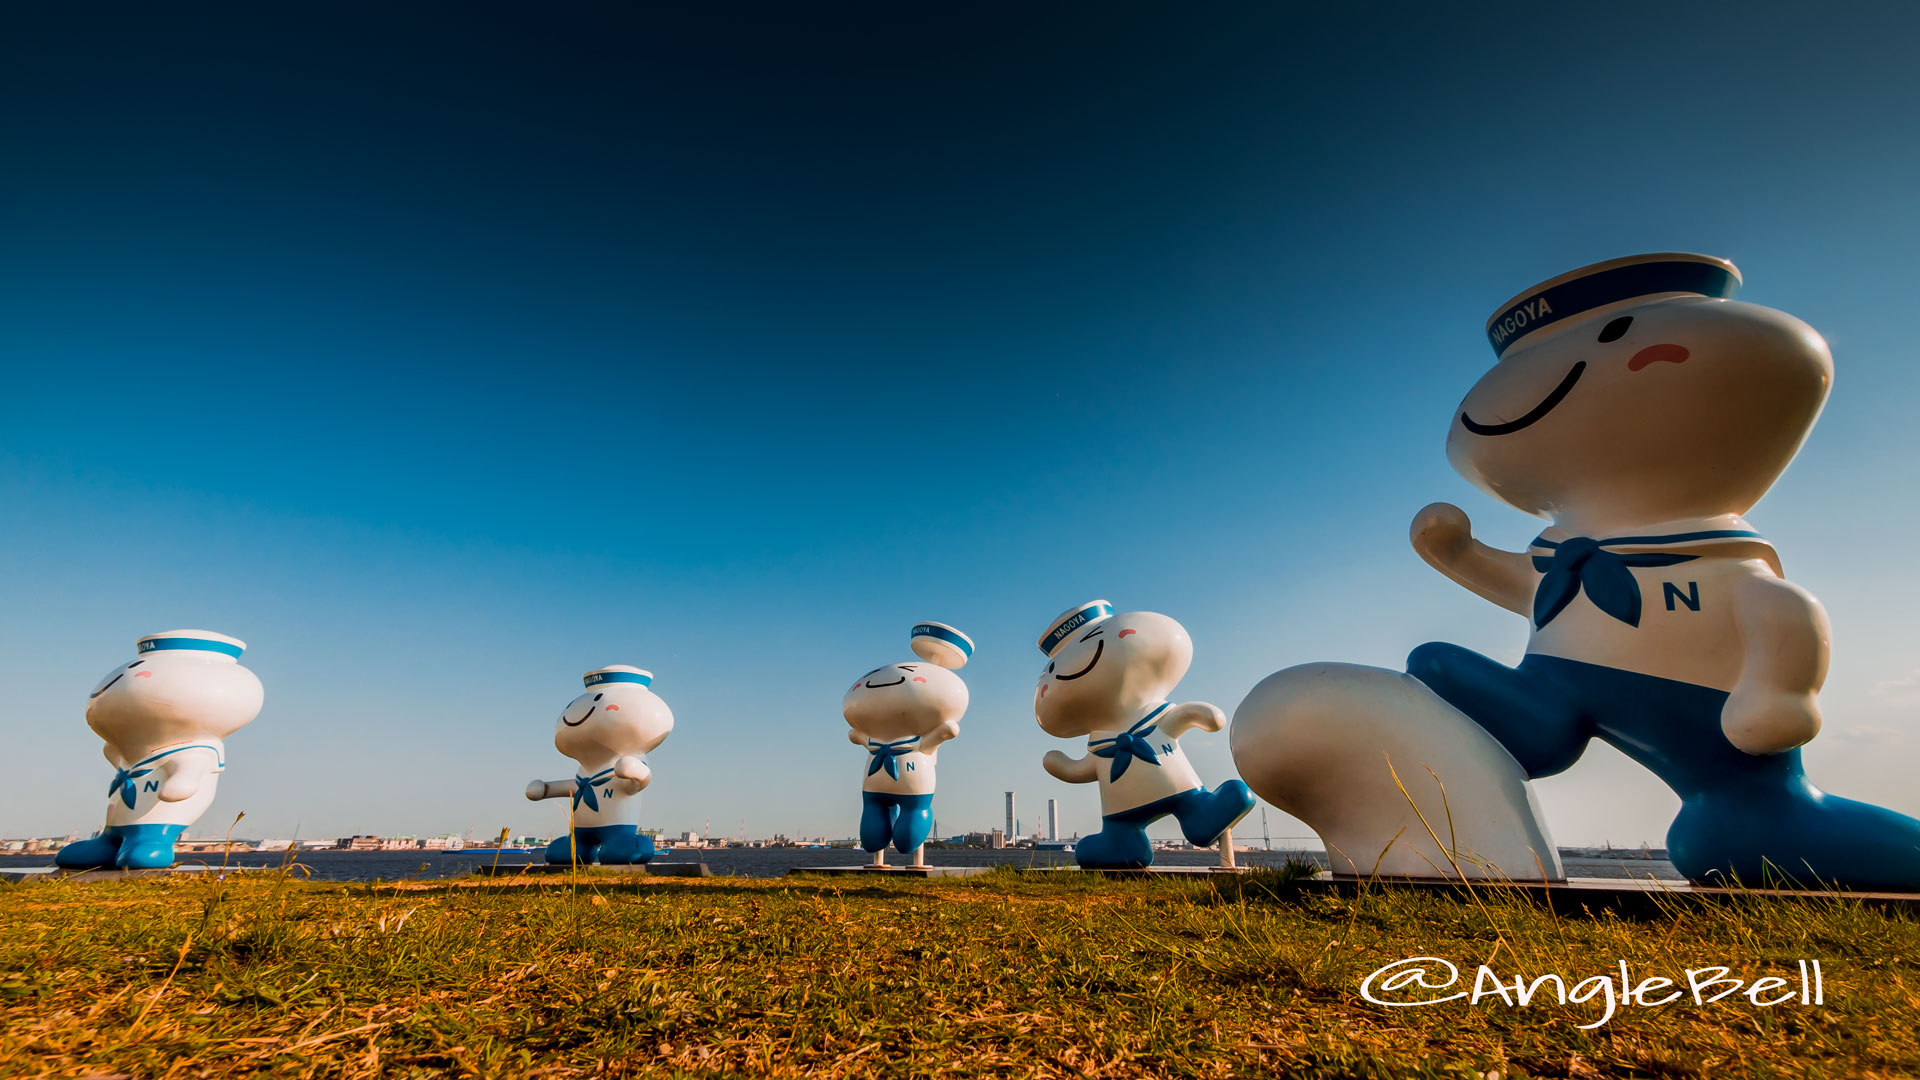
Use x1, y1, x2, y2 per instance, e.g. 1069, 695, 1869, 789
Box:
1038, 601, 1115, 656
1486, 258, 1738, 357
911, 623, 973, 659
138, 637, 244, 659
584, 671, 652, 688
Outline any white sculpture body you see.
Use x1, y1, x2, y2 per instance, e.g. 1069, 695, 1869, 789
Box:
843, 623, 971, 866
56, 630, 264, 870
1034, 601, 1254, 869
525, 665, 673, 865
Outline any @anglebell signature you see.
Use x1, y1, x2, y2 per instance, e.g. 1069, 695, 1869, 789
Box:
1359, 956, 1826, 1029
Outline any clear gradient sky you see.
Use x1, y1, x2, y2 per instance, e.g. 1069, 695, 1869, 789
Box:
4, 3, 1919, 847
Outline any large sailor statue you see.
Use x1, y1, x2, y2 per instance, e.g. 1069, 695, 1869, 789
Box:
1235, 253, 1920, 890
1035, 601, 1253, 870
57, 630, 265, 870
526, 665, 674, 865
843, 622, 972, 868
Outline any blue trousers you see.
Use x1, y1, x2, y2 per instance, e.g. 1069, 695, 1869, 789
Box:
860, 791, 934, 854
55, 823, 187, 870
544, 824, 656, 865
1409, 644, 1920, 891
1075, 781, 1255, 870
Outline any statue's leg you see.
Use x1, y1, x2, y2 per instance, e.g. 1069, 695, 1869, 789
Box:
1407, 643, 1590, 778
545, 830, 599, 865
115, 824, 186, 870
596, 826, 653, 865
1075, 806, 1158, 870
892, 795, 934, 854
858, 792, 894, 853
1670, 757, 1920, 892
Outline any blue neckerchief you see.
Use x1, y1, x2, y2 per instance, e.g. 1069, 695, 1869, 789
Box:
866, 736, 920, 780
1530, 529, 1763, 629
1088, 703, 1172, 783
572, 767, 616, 811
108, 744, 225, 809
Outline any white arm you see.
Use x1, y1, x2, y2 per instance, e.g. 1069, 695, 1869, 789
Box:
1043, 750, 1100, 784
1723, 571, 1830, 755
613, 755, 651, 793
525, 778, 578, 802
156, 747, 220, 802
1156, 701, 1225, 738
919, 719, 961, 752
1410, 502, 1537, 617
847, 727, 869, 746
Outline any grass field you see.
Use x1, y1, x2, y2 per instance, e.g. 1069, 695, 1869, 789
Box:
1, 866, 1915, 1078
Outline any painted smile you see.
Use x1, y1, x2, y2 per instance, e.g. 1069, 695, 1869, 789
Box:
1053, 639, 1104, 681
1460, 361, 1586, 437
90, 674, 125, 699
864, 676, 906, 689
564, 706, 595, 727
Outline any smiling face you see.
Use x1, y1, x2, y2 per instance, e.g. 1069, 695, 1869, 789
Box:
87, 652, 263, 758
842, 662, 968, 742
1448, 297, 1832, 528
1033, 610, 1191, 738
554, 685, 674, 763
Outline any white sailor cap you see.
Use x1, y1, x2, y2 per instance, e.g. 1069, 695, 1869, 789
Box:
583, 665, 653, 689
908, 622, 973, 670
1036, 600, 1114, 657
1485, 253, 1740, 358
136, 629, 246, 659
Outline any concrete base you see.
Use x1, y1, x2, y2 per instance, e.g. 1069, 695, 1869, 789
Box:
1302, 872, 1920, 915
473, 862, 710, 877
788, 865, 990, 878
645, 862, 712, 877
1, 864, 273, 884
1019, 865, 1253, 879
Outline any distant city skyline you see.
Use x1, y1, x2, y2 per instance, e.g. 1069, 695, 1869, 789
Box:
5, 4, 1920, 848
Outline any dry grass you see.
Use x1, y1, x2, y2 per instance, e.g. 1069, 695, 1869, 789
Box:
0, 866, 1915, 1078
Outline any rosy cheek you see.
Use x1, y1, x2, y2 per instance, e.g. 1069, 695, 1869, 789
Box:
134, 671, 154, 678
1118, 629, 1136, 638
913, 677, 927, 683
1039, 684, 1049, 698
1628, 343, 1690, 371
605, 704, 620, 711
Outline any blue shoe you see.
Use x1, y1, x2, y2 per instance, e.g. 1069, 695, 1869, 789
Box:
1174, 780, 1256, 848
1075, 822, 1154, 870
55, 835, 121, 870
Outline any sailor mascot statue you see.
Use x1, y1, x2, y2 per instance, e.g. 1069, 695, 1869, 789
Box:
1234, 253, 1920, 890
526, 665, 674, 865
843, 622, 973, 868
57, 630, 264, 870
1034, 601, 1253, 870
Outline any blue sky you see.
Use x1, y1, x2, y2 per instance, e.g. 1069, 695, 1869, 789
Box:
4, 2, 1919, 846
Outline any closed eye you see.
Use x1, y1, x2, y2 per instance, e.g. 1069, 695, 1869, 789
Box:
1598, 315, 1632, 343
898, 664, 918, 671
1080, 628, 1104, 642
